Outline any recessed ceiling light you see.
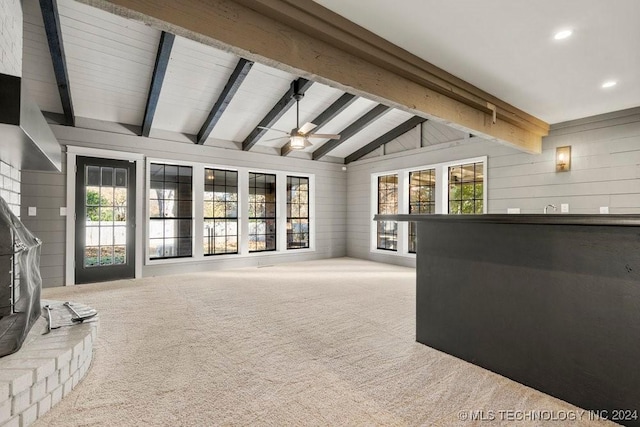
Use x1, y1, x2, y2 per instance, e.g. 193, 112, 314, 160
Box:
602, 80, 617, 88
554, 29, 573, 40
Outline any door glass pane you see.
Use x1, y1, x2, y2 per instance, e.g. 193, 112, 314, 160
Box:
114, 246, 126, 264
101, 167, 113, 186
99, 228, 114, 246
85, 247, 99, 267
114, 226, 127, 245
86, 226, 99, 247
87, 166, 100, 186
86, 187, 100, 206
86, 206, 99, 220
84, 165, 128, 268
114, 207, 126, 222
115, 168, 127, 187
100, 246, 113, 265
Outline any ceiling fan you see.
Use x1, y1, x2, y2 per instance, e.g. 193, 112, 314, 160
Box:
259, 87, 340, 150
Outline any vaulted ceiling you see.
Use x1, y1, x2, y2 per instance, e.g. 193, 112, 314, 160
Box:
22, 0, 470, 164
28, 0, 637, 163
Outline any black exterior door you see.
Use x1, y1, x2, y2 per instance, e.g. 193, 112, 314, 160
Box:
75, 156, 135, 284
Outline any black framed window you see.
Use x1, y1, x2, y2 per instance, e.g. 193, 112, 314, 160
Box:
149, 163, 193, 259
204, 169, 238, 255
448, 162, 484, 214
408, 169, 436, 253
377, 174, 398, 251
287, 176, 309, 249
248, 173, 276, 252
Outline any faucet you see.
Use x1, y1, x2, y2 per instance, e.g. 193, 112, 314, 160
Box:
544, 204, 557, 214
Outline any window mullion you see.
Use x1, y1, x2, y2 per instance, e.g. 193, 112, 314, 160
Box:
276, 172, 286, 252
398, 170, 409, 254
238, 169, 249, 255
193, 166, 204, 259
435, 166, 447, 214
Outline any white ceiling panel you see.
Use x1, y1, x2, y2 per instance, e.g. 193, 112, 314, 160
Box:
153, 36, 239, 134
385, 127, 421, 155
208, 63, 296, 143
258, 83, 345, 148
22, 0, 63, 114
302, 97, 378, 154
422, 120, 468, 146
329, 108, 414, 159
57, 0, 160, 125
313, 0, 640, 124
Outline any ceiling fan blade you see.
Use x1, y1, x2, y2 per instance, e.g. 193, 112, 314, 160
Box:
258, 126, 290, 135
298, 122, 317, 134
308, 133, 341, 139
263, 136, 289, 142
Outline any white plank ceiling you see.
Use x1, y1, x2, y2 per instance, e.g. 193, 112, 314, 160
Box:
59, 0, 159, 125
20, 0, 469, 162
313, 0, 640, 124
22, 0, 62, 114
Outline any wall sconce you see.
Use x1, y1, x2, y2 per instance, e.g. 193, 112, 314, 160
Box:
556, 146, 571, 172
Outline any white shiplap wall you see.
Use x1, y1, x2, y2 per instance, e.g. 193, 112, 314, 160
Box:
0, 0, 22, 77
20, 123, 347, 287
20, 166, 64, 286
346, 108, 640, 267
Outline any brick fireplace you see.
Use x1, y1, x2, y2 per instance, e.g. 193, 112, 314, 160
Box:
0, 195, 41, 358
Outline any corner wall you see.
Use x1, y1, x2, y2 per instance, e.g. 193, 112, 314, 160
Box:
347, 107, 640, 267
21, 124, 347, 287
20, 165, 66, 286
0, 0, 23, 216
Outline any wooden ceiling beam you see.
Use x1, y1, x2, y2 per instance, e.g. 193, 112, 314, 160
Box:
77, 0, 547, 153
197, 58, 254, 145
281, 92, 356, 156
345, 116, 427, 164
39, 0, 75, 127
312, 104, 390, 161
141, 31, 174, 137
236, 0, 549, 138
242, 77, 313, 151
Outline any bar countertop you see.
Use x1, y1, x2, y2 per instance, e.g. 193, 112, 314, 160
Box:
374, 214, 640, 226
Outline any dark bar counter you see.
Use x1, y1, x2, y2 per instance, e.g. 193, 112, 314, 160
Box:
375, 214, 640, 426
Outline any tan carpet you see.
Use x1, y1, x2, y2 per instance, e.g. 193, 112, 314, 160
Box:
34, 258, 614, 426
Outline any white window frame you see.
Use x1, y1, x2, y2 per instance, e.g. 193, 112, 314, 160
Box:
146, 159, 198, 263
285, 174, 312, 251
370, 156, 487, 257
203, 167, 240, 256
145, 158, 316, 265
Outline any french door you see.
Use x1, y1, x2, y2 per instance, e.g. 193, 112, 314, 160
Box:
75, 156, 135, 284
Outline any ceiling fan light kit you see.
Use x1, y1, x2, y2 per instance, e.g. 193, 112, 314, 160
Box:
290, 135, 307, 149
260, 82, 342, 150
